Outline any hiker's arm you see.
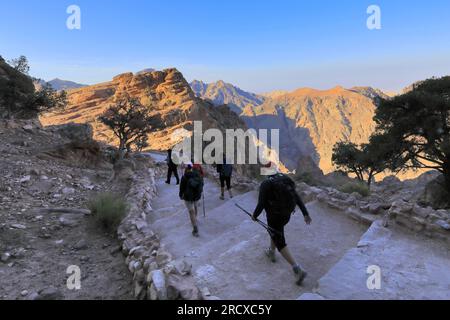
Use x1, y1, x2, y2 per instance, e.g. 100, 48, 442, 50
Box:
179, 177, 185, 199
253, 181, 269, 219
295, 192, 310, 217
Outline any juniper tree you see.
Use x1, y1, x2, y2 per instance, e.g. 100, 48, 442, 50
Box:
99, 97, 153, 158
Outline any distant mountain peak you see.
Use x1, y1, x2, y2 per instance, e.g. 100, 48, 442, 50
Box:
47, 78, 87, 91
190, 80, 265, 114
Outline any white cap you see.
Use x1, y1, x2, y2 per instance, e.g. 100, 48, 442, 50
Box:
260, 161, 280, 176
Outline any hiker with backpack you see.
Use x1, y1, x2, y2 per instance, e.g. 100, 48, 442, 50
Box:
216, 155, 233, 200
251, 164, 312, 285
179, 162, 204, 237
165, 149, 180, 185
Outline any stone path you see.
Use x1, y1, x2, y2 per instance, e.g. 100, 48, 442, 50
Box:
147, 167, 367, 299
146, 153, 450, 300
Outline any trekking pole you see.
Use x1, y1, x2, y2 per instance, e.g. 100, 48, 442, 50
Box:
234, 203, 282, 236
202, 193, 206, 218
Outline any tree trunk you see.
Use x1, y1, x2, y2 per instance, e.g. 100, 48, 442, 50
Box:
367, 170, 374, 188
118, 140, 126, 160
442, 159, 450, 192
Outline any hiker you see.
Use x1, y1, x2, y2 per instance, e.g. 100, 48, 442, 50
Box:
252, 163, 312, 285
192, 162, 205, 177
165, 149, 180, 185
179, 162, 204, 237
216, 155, 233, 200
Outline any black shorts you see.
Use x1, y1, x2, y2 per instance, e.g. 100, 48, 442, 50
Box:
267, 213, 291, 251
220, 175, 231, 189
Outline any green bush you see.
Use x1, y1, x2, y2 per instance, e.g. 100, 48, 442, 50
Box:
339, 181, 370, 197
88, 193, 128, 232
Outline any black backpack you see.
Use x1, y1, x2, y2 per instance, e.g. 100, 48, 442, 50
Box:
185, 172, 203, 201
267, 174, 297, 216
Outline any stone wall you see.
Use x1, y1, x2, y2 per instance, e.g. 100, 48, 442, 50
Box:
116, 160, 202, 300
298, 183, 450, 246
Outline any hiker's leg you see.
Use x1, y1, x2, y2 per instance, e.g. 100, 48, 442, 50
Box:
279, 246, 298, 267
186, 202, 197, 228
194, 201, 198, 218
270, 239, 276, 252
226, 177, 233, 198
166, 167, 172, 183
174, 167, 180, 184
219, 176, 225, 199
268, 217, 298, 266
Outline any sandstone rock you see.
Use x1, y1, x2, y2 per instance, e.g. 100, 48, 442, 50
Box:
134, 282, 146, 300
133, 269, 146, 283
28, 292, 40, 300
435, 220, 450, 231
22, 124, 33, 133
1, 252, 11, 263
156, 250, 172, 266
36, 287, 64, 300
167, 274, 200, 300
412, 204, 433, 219
59, 214, 79, 227
173, 260, 192, 276
62, 187, 75, 195
73, 239, 88, 250
368, 203, 385, 215
52, 123, 93, 143
10, 223, 26, 230
19, 175, 31, 183
150, 270, 167, 300
148, 284, 158, 300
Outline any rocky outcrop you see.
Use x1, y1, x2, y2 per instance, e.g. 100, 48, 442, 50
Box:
299, 181, 450, 245
41, 69, 248, 153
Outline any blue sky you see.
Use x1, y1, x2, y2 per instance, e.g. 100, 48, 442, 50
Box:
1, 0, 450, 93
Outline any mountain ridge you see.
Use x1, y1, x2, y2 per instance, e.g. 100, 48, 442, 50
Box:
190, 80, 265, 114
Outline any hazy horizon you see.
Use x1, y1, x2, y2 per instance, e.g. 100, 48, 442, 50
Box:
2, 0, 450, 94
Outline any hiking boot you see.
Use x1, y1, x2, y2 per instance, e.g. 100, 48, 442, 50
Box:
220, 194, 225, 200
165, 181, 170, 185
192, 226, 199, 237
293, 265, 307, 286
228, 190, 234, 199
265, 248, 276, 263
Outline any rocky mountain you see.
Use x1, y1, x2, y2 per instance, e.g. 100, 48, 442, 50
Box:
41, 69, 247, 153
349, 86, 389, 101
261, 90, 290, 99
189, 79, 391, 175
33, 78, 87, 92
47, 78, 87, 91
241, 86, 378, 173
190, 80, 265, 114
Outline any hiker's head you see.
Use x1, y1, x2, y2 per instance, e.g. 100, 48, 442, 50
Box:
185, 161, 193, 171
261, 161, 280, 176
